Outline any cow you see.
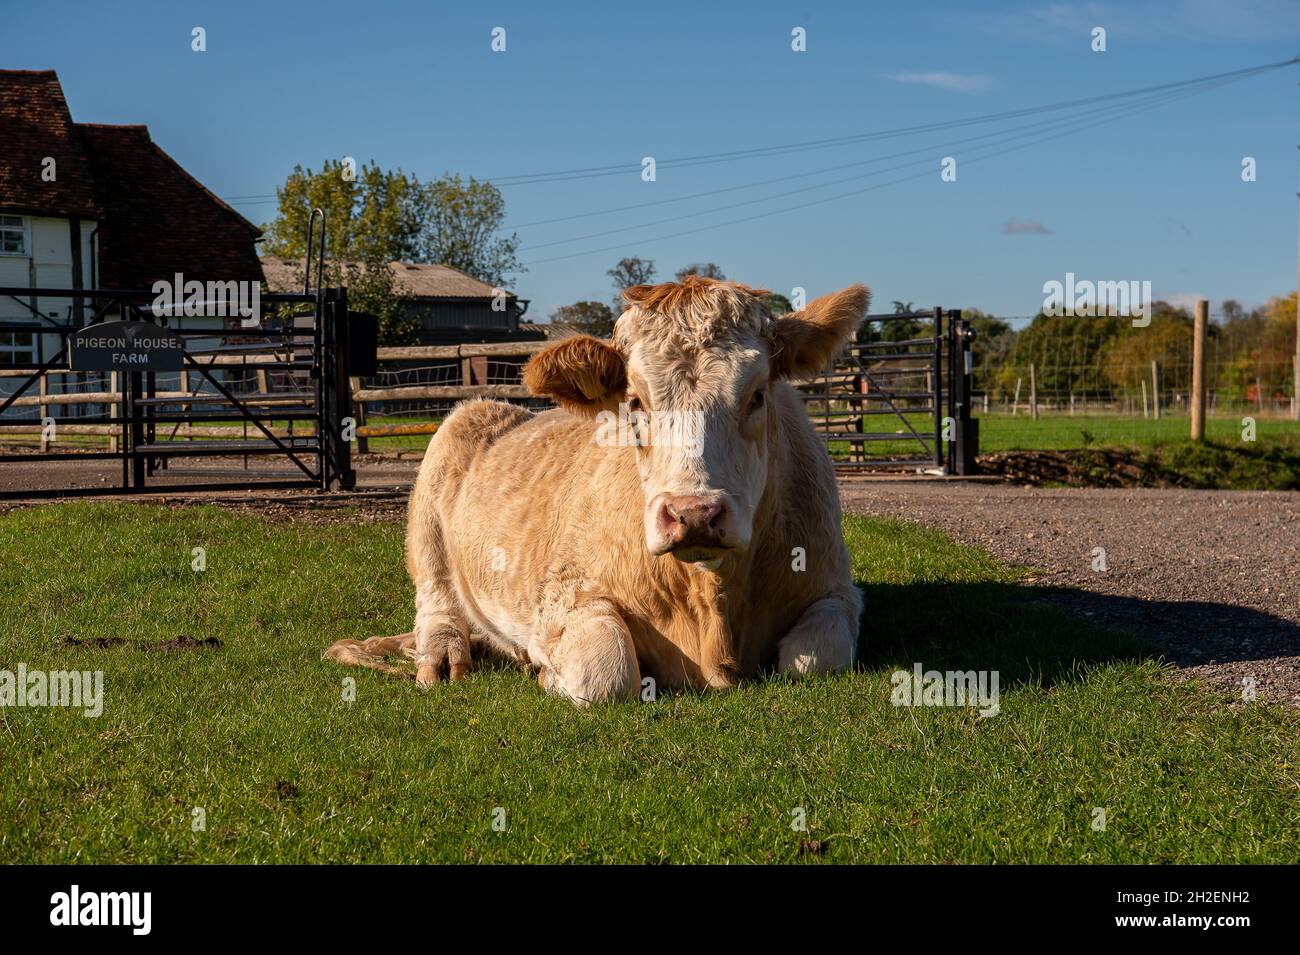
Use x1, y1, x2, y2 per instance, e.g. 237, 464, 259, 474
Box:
326, 277, 868, 705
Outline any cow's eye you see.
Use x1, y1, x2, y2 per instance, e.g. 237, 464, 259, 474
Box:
749, 389, 765, 412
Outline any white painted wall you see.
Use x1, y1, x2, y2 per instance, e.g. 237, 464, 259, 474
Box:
0, 212, 99, 365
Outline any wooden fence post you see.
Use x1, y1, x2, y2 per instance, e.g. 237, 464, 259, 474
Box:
349, 377, 368, 454
109, 371, 120, 453
38, 373, 49, 452
1028, 364, 1039, 420
1012, 377, 1022, 415
1191, 299, 1207, 441
1151, 360, 1160, 420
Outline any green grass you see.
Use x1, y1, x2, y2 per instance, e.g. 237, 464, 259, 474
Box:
827, 411, 1299, 457
0, 503, 1296, 863
973, 412, 1300, 453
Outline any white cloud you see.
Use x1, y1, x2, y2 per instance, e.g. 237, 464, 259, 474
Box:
886, 71, 995, 94
1002, 217, 1053, 235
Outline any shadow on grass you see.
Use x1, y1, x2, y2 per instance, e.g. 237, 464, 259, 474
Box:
855, 579, 1300, 691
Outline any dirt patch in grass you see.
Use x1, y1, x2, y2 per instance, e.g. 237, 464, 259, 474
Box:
61, 634, 223, 652
148, 635, 223, 652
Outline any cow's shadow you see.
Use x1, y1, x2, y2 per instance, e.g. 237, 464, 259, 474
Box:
854, 579, 1300, 691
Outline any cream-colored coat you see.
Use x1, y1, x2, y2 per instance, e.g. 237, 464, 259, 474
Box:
328, 278, 866, 704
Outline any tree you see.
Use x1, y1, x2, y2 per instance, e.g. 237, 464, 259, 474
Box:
551, 300, 616, 339
414, 174, 522, 288
262, 160, 421, 265
997, 311, 1127, 401
962, 308, 1016, 382
762, 292, 793, 315
262, 161, 523, 343
608, 257, 656, 311
675, 262, 725, 281
1101, 304, 1194, 397
862, 299, 922, 344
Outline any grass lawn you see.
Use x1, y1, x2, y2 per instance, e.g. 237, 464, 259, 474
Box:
0, 503, 1296, 863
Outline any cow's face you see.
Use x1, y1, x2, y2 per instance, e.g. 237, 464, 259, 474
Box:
524, 279, 868, 564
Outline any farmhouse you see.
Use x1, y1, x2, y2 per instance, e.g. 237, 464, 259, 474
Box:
0, 69, 263, 370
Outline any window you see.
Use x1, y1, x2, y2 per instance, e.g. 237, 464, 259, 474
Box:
0, 330, 35, 365
0, 215, 26, 255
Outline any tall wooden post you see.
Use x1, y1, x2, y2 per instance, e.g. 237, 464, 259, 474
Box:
38, 373, 49, 453
1028, 363, 1039, 420
1191, 299, 1208, 441
1151, 360, 1160, 420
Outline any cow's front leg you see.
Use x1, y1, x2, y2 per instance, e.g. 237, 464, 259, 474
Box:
777, 591, 860, 677
413, 580, 472, 686
530, 597, 640, 707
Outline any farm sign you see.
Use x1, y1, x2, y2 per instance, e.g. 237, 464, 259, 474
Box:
68, 320, 184, 372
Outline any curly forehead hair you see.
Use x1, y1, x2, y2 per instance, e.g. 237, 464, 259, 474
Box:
612, 276, 773, 352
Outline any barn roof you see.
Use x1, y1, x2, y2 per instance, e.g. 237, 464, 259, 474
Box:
261, 257, 514, 299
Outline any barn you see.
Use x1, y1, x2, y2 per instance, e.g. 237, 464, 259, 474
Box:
261, 257, 539, 346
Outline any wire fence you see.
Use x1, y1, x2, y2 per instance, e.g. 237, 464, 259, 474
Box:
969, 313, 1298, 452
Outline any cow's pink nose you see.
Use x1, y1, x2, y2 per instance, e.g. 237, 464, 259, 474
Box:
658, 495, 728, 550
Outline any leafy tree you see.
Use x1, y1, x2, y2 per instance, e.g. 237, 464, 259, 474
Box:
962, 308, 1016, 382
1101, 304, 1193, 397
675, 262, 726, 281
262, 160, 420, 265
262, 161, 521, 343
861, 300, 924, 344
551, 300, 616, 339
414, 174, 522, 288
762, 292, 793, 315
996, 312, 1127, 400
608, 257, 656, 311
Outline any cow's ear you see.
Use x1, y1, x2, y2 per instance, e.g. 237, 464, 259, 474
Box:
769, 284, 870, 379
523, 335, 627, 418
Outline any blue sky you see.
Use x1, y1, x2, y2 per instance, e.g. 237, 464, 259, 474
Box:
5, 0, 1299, 320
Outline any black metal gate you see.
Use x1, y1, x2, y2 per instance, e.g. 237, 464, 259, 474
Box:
801, 307, 978, 474
0, 285, 357, 498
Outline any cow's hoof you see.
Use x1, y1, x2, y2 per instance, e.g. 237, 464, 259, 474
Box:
778, 633, 853, 677
416, 663, 438, 687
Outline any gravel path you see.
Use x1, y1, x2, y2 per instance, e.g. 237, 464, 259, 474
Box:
839, 478, 1300, 706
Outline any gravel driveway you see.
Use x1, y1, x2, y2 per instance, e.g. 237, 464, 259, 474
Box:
839, 478, 1300, 706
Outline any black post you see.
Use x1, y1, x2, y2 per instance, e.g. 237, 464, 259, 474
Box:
129, 369, 145, 488
321, 287, 355, 491
952, 312, 980, 475
931, 307, 943, 470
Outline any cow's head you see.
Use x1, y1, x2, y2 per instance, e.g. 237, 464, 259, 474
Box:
524, 277, 868, 564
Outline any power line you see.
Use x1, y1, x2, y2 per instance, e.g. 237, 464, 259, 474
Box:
519, 75, 1244, 267
219, 56, 1298, 209
491, 56, 1297, 186
517, 76, 1242, 252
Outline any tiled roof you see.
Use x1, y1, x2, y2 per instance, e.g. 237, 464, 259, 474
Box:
0, 70, 102, 218
78, 123, 262, 289
0, 69, 262, 289
262, 257, 513, 299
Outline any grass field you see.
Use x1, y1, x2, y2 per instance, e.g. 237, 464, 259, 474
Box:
1, 502, 1296, 863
